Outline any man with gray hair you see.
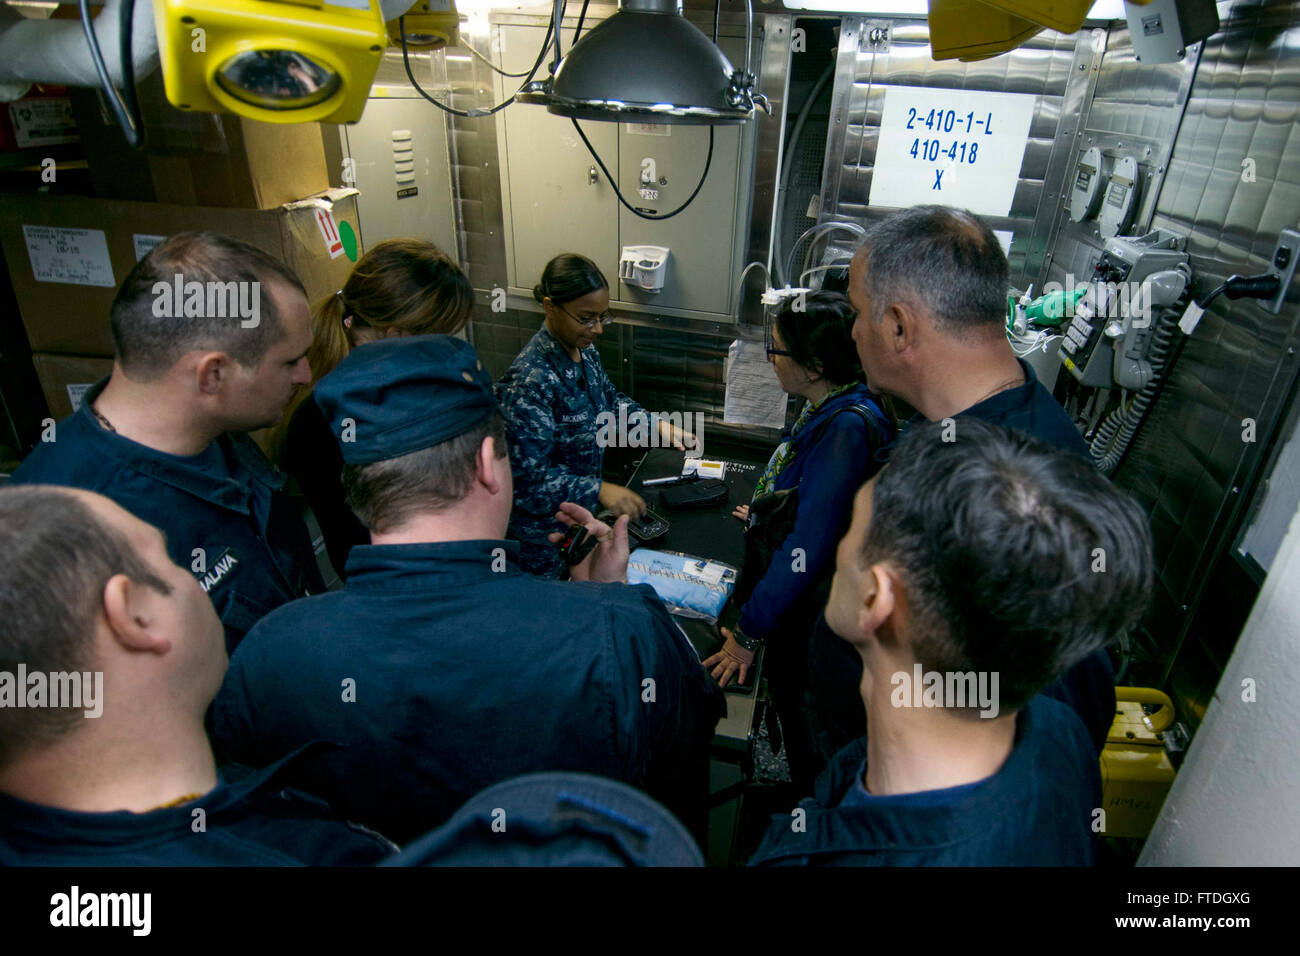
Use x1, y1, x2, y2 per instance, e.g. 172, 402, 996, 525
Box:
807, 204, 1116, 764
9, 232, 323, 651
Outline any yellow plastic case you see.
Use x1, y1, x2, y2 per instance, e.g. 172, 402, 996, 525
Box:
1100, 686, 1178, 840
153, 0, 388, 124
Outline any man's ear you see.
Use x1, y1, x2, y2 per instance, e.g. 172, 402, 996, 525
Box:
477, 435, 503, 496
194, 352, 228, 395
101, 574, 173, 655
879, 301, 914, 353
857, 563, 898, 644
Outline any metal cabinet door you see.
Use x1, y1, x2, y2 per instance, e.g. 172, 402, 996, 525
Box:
614, 32, 751, 317
616, 121, 743, 315
496, 23, 620, 297
341, 96, 459, 261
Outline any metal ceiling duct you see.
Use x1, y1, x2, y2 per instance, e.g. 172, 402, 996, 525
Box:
516, 0, 767, 125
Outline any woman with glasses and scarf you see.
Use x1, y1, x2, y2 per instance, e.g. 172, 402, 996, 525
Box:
496, 253, 690, 576
701, 290, 895, 791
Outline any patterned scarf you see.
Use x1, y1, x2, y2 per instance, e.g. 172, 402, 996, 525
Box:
753, 382, 860, 500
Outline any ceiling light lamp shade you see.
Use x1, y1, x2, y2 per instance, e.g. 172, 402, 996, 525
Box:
516, 0, 767, 125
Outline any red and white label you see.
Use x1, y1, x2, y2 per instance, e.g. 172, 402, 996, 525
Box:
315, 208, 344, 259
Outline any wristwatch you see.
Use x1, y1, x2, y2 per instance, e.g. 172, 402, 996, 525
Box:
731, 627, 763, 652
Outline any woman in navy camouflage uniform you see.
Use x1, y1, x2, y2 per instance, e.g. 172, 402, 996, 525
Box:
495, 254, 687, 575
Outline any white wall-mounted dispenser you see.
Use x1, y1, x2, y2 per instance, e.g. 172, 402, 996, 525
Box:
620, 246, 670, 293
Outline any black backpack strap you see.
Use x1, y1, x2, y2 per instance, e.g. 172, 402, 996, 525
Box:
808, 401, 891, 452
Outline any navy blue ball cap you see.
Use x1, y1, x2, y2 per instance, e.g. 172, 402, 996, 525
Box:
382, 772, 704, 867
312, 335, 496, 465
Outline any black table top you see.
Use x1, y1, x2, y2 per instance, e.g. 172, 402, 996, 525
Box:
624, 447, 767, 718
627, 448, 762, 570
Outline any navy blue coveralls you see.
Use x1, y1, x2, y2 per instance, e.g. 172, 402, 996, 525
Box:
495, 325, 647, 575
10, 379, 324, 652
806, 360, 1118, 760
0, 746, 395, 865
211, 540, 726, 845
749, 694, 1101, 866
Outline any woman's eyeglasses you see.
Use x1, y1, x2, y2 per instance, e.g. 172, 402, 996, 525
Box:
561, 304, 617, 329
764, 322, 791, 359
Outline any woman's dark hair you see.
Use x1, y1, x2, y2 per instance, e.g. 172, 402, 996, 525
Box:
775, 290, 867, 387
533, 253, 607, 306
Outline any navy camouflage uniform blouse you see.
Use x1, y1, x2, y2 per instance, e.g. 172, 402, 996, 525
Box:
494, 325, 646, 575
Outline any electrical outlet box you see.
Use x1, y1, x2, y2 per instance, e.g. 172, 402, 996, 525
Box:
1262, 228, 1300, 315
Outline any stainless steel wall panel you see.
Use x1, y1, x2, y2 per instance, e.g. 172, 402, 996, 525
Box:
818, 17, 1096, 287
1042, 24, 1198, 293
1113, 2, 1300, 705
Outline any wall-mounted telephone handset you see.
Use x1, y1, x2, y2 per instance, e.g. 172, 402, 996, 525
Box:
1060, 230, 1190, 391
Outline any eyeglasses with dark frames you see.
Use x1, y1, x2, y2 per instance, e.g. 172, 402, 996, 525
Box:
560, 303, 617, 329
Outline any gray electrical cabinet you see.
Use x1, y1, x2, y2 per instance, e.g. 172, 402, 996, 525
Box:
494, 33, 620, 293
493, 19, 756, 322
340, 93, 459, 262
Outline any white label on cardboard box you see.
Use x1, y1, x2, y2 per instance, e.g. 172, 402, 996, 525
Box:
868, 87, 1035, 218
8, 99, 79, 148
66, 382, 94, 413
314, 208, 345, 259
133, 234, 168, 261
22, 225, 115, 287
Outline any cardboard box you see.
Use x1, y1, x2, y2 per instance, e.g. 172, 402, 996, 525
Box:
69, 74, 329, 209
0, 188, 361, 356
31, 353, 112, 421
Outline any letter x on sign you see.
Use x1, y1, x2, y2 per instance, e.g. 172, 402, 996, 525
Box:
932, 169, 944, 191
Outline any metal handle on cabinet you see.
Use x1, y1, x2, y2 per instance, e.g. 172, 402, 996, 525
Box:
588, 165, 599, 185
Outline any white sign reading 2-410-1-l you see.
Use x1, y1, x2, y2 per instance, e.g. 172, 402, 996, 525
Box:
868, 88, 1037, 218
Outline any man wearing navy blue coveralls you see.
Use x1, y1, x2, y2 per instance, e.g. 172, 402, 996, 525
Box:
9, 233, 324, 652
0, 485, 394, 866
211, 335, 725, 845
807, 205, 1120, 761
751, 419, 1154, 865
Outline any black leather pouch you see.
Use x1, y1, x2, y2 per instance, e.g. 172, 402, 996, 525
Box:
659, 478, 728, 511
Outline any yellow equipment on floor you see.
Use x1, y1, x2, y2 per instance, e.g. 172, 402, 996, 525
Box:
1100, 686, 1177, 840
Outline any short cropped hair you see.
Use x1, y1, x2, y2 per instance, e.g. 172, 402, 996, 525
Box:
0, 486, 172, 764
110, 232, 307, 379
859, 205, 1008, 335
860, 418, 1153, 715
342, 413, 509, 534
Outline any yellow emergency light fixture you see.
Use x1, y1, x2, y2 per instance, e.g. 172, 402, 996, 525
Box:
928, 0, 1045, 62
152, 0, 390, 124
387, 0, 460, 50
928, 0, 1156, 62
